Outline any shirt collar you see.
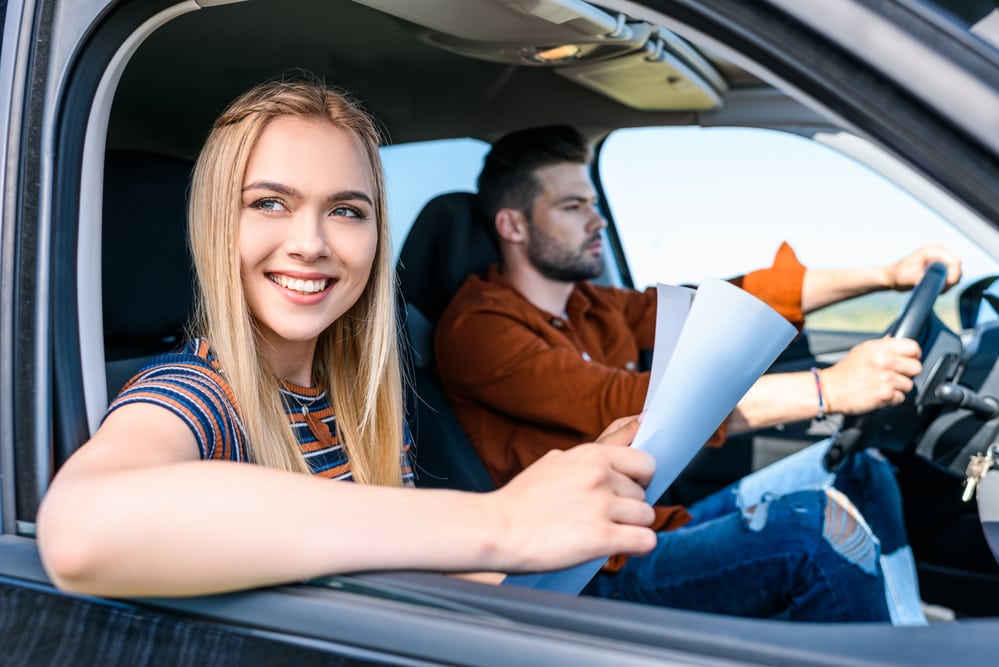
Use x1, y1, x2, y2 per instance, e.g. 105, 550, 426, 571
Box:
485, 264, 594, 322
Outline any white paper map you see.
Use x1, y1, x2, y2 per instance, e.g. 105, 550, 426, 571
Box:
503, 278, 797, 594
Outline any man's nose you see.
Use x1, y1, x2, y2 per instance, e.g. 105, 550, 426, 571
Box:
587, 207, 608, 232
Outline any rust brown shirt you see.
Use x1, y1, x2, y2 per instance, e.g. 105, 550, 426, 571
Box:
435, 242, 806, 544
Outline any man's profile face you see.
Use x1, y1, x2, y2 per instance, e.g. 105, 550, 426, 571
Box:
523, 162, 607, 283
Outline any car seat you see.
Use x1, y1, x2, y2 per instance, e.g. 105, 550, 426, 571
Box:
102, 149, 196, 398
396, 191, 499, 492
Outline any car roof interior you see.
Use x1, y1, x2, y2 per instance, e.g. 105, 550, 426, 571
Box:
107, 0, 821, 160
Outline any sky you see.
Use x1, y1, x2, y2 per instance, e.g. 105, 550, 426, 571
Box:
601, 127, 998, 290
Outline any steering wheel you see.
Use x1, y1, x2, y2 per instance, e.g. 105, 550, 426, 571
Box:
822, 261, 950, 471
886, 262, 950, 340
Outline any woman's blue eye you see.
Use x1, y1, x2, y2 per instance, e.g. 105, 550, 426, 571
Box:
251, 198, 287, 212
331, 205, 363, 218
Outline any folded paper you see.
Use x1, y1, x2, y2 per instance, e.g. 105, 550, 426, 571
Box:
504, 278, 797, 593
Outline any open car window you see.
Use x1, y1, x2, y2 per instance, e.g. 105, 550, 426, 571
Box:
382, 138, 489, 260
598, 126, 999, 332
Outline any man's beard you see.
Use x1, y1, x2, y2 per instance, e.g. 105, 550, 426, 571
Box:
526, 223, 604, 283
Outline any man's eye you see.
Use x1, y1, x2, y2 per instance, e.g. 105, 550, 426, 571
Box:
250, 198, 288, 213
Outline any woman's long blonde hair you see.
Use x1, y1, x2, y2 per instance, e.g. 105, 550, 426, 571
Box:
188, 78, 403, 486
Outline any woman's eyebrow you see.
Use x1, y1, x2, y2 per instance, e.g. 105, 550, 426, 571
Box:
243, 181, 302, 198
328, 190, 373, 206
242, 182, 372, 207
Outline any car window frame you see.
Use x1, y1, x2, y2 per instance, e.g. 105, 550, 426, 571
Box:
0, 0, 22, 539
0, 0, 995, 664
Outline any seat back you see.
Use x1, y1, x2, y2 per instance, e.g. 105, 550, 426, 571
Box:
396, 192, 499, 492
103, 150, 196, 397
397, 191, 499, 324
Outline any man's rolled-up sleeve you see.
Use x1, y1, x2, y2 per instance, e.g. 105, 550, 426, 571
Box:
729, 241, 806, 330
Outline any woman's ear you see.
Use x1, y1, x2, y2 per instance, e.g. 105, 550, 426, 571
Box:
495, 208, 528, 244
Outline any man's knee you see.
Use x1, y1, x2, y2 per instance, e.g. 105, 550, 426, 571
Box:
733, 489, 889, 621
821, 487, 880, 575
739, 488, 880, 575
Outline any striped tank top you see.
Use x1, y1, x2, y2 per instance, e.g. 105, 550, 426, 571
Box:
106, 338, 413, 483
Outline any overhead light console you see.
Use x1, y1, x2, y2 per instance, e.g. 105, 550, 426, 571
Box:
350, 0, 726, 110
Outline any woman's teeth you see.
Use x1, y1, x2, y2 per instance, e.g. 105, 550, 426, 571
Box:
270, 274, 329, 294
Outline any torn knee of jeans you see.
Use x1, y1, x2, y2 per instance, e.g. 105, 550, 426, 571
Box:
822, 487, 879, 575
740, 503, 770, 531
862, 447, 887, 463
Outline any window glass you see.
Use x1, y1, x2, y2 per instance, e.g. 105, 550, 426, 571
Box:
598, 126, 999, 332
381, 138, 490, 260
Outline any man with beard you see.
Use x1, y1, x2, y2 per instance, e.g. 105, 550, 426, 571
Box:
434, 125, 961, 623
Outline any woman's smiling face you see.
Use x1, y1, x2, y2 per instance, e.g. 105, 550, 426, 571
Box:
238, 115, 378, 374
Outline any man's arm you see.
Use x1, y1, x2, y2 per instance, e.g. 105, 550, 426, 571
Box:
727, 336, 922, 434
801, 243, 962, 314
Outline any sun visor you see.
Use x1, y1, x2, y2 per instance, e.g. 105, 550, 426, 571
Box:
556, 39, 723, 110
351, 0, 724, 110
351, 0, 647, 64
349, 0, 624, 43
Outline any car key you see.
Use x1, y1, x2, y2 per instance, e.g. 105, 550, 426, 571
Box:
963, 442, 998, 502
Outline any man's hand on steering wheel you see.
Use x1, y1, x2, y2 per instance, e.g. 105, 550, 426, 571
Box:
821, 337, 923, 415
885, 243, 962, 293
822, 261, 952, 471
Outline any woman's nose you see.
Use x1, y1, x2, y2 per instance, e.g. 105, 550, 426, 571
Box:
284, 214, 330, 261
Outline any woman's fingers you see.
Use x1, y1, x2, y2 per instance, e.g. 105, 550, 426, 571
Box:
596, 413, 643, 446
607, 494, 657, 527
491, 442, 658, 571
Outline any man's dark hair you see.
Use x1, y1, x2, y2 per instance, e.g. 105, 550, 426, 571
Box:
476, 125, 591, 243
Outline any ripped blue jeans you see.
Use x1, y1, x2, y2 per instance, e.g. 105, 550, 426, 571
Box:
583, 440, 924, 624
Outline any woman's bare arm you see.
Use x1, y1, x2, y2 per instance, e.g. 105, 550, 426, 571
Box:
37, 404, 656, 597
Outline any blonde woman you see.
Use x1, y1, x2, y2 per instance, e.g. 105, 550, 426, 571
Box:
36, 79, 656, 597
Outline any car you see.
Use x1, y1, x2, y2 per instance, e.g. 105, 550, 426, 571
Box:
1, 0, 998, 664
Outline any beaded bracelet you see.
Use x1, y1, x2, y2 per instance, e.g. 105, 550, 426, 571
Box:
810, 366, 827, 421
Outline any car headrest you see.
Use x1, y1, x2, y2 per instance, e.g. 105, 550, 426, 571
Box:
396, 191, 499, 325
102, 150, 195, 359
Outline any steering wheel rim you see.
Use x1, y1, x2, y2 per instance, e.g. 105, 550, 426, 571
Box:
822, 261, 950, 471
886, 262, 950, 341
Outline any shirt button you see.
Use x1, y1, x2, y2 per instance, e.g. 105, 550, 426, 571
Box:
550, 318, 564, 329
625, 361, 636, 371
